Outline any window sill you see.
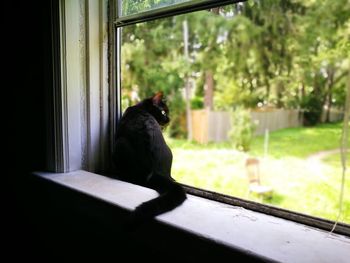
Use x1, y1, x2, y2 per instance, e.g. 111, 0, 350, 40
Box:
34, 170, 350, 262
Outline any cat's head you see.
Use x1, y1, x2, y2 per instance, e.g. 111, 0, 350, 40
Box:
145, 92, 170, 127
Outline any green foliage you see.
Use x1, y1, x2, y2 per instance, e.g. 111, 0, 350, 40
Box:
168, 92, 187, 138
122, 0, 189, 16
190, 96, 203, 109
121, 16, 188, 136
228, 107, 256, 151
301, 94, 324, 126
332, 83, 347, 108
121, 0, 350, 137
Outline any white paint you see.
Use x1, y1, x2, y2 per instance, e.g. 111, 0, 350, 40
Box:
35, 171, 350, 263
63, 0, 83, 171
55, 0, 109, 172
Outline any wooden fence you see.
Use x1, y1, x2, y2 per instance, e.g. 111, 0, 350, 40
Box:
321, 109, 344, 123
251, 108, 301, 135
191, 108, 343, 143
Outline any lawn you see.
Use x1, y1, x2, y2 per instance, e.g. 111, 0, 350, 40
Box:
250, 122, 349, 158
166, 122, 350, 224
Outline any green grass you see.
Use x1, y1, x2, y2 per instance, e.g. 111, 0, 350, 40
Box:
250, 122, 348, 158
166, 122, 350, 224
323, 152, 350, 166
167, 122, 348, 157
321, 152, 350, 223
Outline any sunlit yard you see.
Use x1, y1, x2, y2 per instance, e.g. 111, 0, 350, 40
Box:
250, 122, 349, 158
120, 0, 350, 226
166, 122, 350, 224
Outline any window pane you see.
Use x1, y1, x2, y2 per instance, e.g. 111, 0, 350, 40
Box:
122, 0, 193, 16
120, 1, 350, 224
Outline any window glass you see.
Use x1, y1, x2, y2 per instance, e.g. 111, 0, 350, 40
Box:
120, 0, 350, 224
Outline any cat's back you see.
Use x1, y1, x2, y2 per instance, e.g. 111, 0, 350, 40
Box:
117, 105, 160, 140
114, 104, 170, 180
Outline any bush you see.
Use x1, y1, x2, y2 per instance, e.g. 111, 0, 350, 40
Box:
190, 96, 204, 109
168, 111, 187, 138
168, 95, 187, 138
228, 106, 256, 151
301, 95, 323, 126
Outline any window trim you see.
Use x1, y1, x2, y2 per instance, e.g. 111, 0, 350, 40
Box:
46, 0, 65, 172
47, 0, 110, 173
47, 0, 83, 173
114, 0, 350, 236
115, 0, 247, 27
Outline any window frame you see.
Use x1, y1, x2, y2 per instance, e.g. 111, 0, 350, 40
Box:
113, 0, 350, 236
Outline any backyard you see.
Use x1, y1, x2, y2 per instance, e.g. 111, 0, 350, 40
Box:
121, 0, 350, 225
166, 122, 350, 224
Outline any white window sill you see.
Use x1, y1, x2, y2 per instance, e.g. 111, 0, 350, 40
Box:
34, 170, 350, 263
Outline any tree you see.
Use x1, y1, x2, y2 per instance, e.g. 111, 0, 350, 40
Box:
121, 0, 350, 135
294, 0, 350, 123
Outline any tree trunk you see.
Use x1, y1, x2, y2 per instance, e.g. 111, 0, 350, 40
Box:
325, 67, 335, 122
264, 77, 270, 103
204, 70, 214, 110
312, 72, 323, 124
183, 19, 192, 140
245, 66, 254, 93
300, 81, 305, 102
300, 81, 305, 125
276, 79, 284, 108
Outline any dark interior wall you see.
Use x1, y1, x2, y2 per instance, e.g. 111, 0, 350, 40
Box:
8, 1, 51, 260
12, 1, 49, 174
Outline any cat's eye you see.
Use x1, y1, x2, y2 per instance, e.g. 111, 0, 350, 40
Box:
161, 110, 166, 116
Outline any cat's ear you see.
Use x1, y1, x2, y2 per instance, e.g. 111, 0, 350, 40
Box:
152, 91, 163, 104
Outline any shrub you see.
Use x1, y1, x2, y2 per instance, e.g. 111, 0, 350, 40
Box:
228, 106, 256, 151
301, 95, 323, 126
168, 95, 187, 138
190, 96, 204, 109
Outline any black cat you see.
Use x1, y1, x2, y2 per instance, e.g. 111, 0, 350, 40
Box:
113, 92, 186, 225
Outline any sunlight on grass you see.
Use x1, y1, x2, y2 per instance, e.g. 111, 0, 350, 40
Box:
250, 122, 347, 158
323, 152, 350, 166
167, 122, 350, 224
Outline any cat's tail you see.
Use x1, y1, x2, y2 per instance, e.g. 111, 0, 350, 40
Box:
126, 174, 186, 228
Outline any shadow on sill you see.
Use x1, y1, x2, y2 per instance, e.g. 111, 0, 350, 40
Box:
12, 172, 269, 262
